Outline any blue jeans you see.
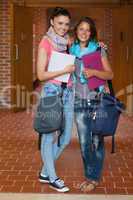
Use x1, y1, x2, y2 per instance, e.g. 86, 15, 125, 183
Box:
75, 98, 105, 181
40, 83, 74, 182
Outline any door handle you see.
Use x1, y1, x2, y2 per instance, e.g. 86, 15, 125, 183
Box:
126, 46, 129, 63
15, 44, 19, 60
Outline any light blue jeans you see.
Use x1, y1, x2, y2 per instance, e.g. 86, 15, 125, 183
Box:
40, 83, 74, 182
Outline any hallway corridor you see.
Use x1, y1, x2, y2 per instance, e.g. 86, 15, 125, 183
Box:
0, 111, 133, 195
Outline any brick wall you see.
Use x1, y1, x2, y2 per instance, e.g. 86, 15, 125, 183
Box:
0, 0, 11, 108
104, 8, 113, 62
33, 8, 48, 80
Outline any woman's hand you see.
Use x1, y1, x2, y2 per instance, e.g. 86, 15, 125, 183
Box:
98, 41, 108, 50
67, 37, 74, 48
64, 64, 75, 73
83, 68, 95, 78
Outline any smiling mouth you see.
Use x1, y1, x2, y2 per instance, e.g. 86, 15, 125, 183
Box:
80, 37, 87, 39
59, 30, 65, 34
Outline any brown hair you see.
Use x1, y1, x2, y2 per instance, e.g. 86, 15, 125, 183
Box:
74, 16, 98, 45
50, 7, 71, 20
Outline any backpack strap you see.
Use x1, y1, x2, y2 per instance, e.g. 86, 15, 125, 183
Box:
107, 80, 116, 153
57, 82, 67, 147
111, 135, 115, 153
38, 133, 42, 151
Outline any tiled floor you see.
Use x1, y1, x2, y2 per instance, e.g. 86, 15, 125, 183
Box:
0, 110, 133, 194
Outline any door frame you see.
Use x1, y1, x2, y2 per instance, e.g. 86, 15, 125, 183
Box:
10, 3, 15, 111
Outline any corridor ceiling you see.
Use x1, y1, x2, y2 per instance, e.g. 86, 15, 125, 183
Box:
12, 0, 123, 6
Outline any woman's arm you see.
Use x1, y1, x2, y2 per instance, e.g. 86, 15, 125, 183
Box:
83, 55, 113, 80
37, 47, 75, 81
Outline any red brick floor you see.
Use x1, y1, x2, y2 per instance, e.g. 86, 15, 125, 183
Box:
0, 110, 133, 194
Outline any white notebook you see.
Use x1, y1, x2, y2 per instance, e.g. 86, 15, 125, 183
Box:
48, 51, 75, 83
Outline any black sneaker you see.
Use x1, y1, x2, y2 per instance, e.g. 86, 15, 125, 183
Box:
49, 178, 69, 192
39, 174, 49, 183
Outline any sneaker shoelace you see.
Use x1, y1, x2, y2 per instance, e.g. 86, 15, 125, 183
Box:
55, 179, 65, 187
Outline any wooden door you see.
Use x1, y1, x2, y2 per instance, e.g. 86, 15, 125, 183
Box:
112, 7, 133, 114
11, 5, 33, 112
127, 7, 133, 115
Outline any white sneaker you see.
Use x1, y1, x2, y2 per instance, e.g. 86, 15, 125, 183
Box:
49, 178, 70, 192
39, 174, 49, 183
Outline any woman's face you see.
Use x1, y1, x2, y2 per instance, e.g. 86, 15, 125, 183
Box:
76, 22, 91, 44
51, 15, 70, 37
